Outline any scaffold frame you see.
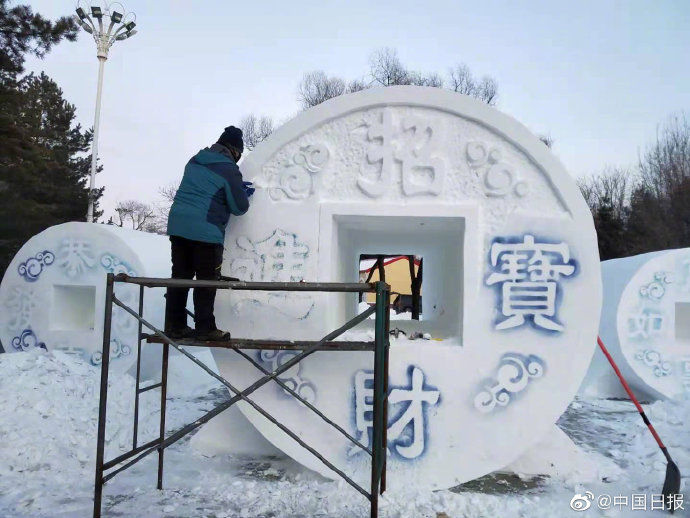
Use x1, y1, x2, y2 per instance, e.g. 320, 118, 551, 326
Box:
93, 273, 390, 518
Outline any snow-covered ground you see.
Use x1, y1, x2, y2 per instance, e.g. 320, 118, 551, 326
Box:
0, 349, 687, 518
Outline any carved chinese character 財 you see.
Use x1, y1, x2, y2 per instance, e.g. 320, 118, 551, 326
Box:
349, 366, 440, 460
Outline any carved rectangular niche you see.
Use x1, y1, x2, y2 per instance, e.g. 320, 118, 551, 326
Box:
51, 284, 96, 332
675, 302, 690, 343
319, 203, 474, 340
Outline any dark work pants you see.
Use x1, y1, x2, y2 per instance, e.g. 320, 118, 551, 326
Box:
165, 236, 224, 333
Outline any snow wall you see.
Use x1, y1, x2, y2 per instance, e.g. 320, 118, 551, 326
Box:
581, 249, 690, 401
209, 86, 603, 490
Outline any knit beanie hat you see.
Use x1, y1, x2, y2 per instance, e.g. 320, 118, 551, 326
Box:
217, 126, 244, 154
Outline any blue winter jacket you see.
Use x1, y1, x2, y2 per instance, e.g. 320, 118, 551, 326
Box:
167, 146, 250, 244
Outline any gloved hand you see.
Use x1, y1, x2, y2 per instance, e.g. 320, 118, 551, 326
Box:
242, 181, 255, 198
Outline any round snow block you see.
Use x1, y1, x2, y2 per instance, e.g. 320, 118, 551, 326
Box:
586, 250, 690, 401
0, 222, 170, 373
211, 86, 602, 489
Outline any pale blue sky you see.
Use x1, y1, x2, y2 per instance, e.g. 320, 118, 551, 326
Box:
23, 0, 690, 219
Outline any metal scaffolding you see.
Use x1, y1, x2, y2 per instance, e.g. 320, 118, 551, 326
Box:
93, 273, 390, 518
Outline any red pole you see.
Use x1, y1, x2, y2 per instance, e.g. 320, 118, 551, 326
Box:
597, 336, 666, 450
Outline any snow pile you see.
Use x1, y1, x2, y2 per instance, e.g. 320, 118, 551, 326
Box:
0, 348, 220, 517
0, 348, 687, 517
0, 349, 155, 477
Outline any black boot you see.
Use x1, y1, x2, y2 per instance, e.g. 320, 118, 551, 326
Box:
165, 326, 194, 340
195, 328, 231, 341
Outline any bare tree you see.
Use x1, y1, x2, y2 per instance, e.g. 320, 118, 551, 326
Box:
156, 184, 177, 220
297, 71, 346, 109
577, 168, 635, 259
449, 64, 498, 105
141, 218, 167, 235
630, 113, 690, 249
294, 48, 499, 109
576, 116, 690, 259
577, 176, 598, 211
476, 76, 498, 106
368, 48, 450, 89
115, 185, 178, 236
159, 184, 177, 204
346, 78, 368, 93
113, 200, 156, 231
577, 168, 631, 218
240, 113, 274, 151
448, 64, 474, 95
420, 72, 444, 88
369, 48, 411, 86
638, 113, 690, 199
406, 70, 444, 87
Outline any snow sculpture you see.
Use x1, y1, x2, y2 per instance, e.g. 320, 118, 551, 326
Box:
210, 86, 602, 490
1, 223, 280, 458
0, 222, 169, 373
581, 249, 690, 400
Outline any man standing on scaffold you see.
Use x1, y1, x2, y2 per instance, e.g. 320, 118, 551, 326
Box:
165, 125, 254, 341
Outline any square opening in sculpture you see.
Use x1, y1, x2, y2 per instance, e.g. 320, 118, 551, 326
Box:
359, 254, 423, 321
329, 212, 464, 338
50, 284, 96, 331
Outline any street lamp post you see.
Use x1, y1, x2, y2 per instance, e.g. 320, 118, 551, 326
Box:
75, 2, 137, 223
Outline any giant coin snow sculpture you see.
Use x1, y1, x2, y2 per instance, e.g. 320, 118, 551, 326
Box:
210, 86, 602, 490
0, 222, 169, 373
582, 250, 690, 401
0, 222, 290, 456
